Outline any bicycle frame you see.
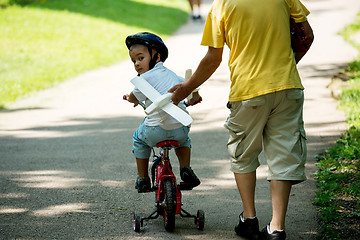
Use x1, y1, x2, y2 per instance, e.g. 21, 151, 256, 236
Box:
133, 140, 204, 232
154, 144, 182, 215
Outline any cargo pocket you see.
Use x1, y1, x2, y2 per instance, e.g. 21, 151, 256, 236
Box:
299, 128, 307, 161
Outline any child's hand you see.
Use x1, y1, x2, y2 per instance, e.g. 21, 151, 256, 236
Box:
123, 94, 139, 107
123, 94, 129, 101
187, 91, 202, 106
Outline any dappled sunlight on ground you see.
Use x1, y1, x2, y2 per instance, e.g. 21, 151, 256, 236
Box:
99, 180, 128, 188
0, 170, 90, 189
0, 206, 28, 214
31, 202, 92, 217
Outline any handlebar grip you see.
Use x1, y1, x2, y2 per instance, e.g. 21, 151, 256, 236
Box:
123, 95, 128, 100
185, 97, 202, 107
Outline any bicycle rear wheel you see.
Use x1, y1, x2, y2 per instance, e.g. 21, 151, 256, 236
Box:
163, 180, 176, 232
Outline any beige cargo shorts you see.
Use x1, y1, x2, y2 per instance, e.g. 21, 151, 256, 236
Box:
224, 89, 307, 183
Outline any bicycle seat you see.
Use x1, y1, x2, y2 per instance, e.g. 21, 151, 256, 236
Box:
156, 140, 179, 148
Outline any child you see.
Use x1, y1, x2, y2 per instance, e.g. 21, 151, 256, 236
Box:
124, 32, 201, 193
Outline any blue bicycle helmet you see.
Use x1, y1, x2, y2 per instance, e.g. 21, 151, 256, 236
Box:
126, 32, 168, 68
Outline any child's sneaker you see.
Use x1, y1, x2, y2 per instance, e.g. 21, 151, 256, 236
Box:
135, 176, 151, 193
234, 212, 260, 240
180, 166, 200, 188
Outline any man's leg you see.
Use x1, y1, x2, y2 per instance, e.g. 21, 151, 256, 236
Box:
234, 171, 260, 239
263, 89, 306, 232
234, 171, 257, 219
269, 180, 292, 231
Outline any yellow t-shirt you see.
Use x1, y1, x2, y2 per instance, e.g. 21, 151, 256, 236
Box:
201, 0, 309, 101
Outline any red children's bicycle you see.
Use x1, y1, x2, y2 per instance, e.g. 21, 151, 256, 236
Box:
133, 140, 205, 232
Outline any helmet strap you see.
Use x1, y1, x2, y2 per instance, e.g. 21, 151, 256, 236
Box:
147, 46, 159, 70
149, 56, 157, 69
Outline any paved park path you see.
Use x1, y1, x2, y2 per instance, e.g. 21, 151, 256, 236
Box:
1, 0, 360, 239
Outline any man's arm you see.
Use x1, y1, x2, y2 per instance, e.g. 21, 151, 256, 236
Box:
295, 20, 314, 63
170, 46, 223, 105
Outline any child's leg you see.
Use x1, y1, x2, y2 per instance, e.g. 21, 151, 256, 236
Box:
135, 158, 151, 192
136, 158, 149, 178
175, 146, 200, 187
175, 146, 191, 168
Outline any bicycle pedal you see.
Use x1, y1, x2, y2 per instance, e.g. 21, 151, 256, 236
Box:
179, 182, 193, 190
137, 189, 152, 193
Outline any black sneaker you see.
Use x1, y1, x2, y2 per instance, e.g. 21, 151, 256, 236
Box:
180, 166, 200, 188
260, 224, 286, 240
135, 176, 151, 193
234, 212, 260, 240
191, 14, 203, 22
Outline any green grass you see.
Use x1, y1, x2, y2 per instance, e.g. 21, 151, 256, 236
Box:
314, 127, 360, 239
313, 12, 360, 240
341, 11, 360, 85
341, 12, 360, 51
340, 79, 360, 126
0, 0, 189, 108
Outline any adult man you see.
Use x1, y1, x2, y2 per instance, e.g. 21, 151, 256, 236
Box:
170, 0, 314, 239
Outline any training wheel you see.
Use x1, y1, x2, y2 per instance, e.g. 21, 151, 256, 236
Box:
195, 210, 205, 230
133, 211, 141, 232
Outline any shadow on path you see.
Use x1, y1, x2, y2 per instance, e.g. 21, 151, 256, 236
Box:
0, 112, 340, 239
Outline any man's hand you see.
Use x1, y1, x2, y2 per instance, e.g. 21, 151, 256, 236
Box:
169, 82, 192, 105
294, 20, 314, 63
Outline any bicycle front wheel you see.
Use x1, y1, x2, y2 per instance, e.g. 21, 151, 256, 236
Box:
163, 180, 176, 232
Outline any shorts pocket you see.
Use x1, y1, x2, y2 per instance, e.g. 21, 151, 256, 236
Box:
299, 128, 307, 160
242, 96, 266, 108
227, 101, 242, 111
286, 89, 303, 100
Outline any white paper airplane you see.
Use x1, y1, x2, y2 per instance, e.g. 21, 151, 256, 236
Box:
130, 76, 193, 126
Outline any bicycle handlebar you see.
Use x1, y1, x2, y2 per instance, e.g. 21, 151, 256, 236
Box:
123, 94, 202, 109
184, 97, 202, 107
